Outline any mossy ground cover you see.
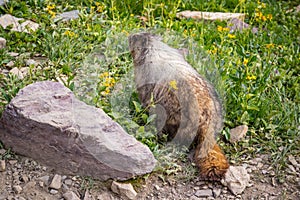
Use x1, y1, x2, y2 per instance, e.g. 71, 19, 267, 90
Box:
0, 0, 299, 181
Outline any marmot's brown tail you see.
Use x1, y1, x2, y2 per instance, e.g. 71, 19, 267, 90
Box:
194, 144, 229, 181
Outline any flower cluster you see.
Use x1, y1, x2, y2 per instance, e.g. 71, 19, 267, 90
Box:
217, 26, 236, 39
99, 72, 116, 96
265, 43, 275, 49
45, 4, 56, 18
217, 26, 230, 32
227, 34, 236, 39
246, 74, 257, 81
243, 58, 249, 66
63, 30, 77, 37
255, 1, 272, 22
95, 2, 105, 13
207, 46, 218, 55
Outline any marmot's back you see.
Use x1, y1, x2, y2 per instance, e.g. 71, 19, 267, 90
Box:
129, 32, 229, 180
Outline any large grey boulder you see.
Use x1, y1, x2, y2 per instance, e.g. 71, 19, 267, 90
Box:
0, 81, 156, 180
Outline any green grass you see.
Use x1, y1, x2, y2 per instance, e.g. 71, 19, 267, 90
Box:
0, 0, 299, 180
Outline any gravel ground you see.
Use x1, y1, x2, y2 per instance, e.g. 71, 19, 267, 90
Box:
0, 150, 299, 200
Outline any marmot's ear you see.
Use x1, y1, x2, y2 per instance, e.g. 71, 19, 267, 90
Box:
149, 33, 162, 41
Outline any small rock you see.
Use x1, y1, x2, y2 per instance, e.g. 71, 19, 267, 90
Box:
287, 164, 296, 173
0, 149, 6, 155
64, 179, 73, 186
12, 185, 22, 194
38, 175, 50, 185
221, 166, 250, 195
55, 10, 80, 22
257, 163, 263, 169
154, 185, 160, 190
0, 14, 39, 33
288, 155, 298, 168
195, 181, 205, 186
229, 125, 248, 143
111, 181, 137, 200
25, 59, 37, 66
49, 189, 59, 195
62, 184, 69, 193
0, 37, 6, 49
20, 67, 29, 76
83, 190, 95, 200
8, 52, 19, 57
8, 160, 17, 165
38, 181, 44, 187
97, 192, 114, 200
20, 174, 29, 183
23, 181, 36, 191
63, 191, 80, 200
194, 189, 213, 197
296, 5, 300, 13
9, 67, 24, 79
176, 11, 245, 21
248, 157, 262, 165
49, 174, 62, 190
213, 188, 221, 198
0, 160, 6, 172
0, 0, 9, 6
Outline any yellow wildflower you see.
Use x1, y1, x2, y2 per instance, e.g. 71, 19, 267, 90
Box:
99, 72, 109, 78
267, 14, 272, 20
104, 77, 116, 87
169, 80, 178, 90
243, 58, 249, 65
257, 1, 266, 8
261, 15, 267, 21
246, 75, 257, 81
64, 30, 76, 37
255, 11, 263, 19
217, 26, 223, 32
95, 3, 104, 13
228, 34, 236, 39
217, 26, 230, 32
208, 47, 217, 55
46, 4, 56, 18
101, 88, 111, 96
48, 10, 56, 18
46, 4, 55, 11
223, 27, 230, 32
130, 13, 134, 17
122, 30, 129, 36
266, 43, 275, 49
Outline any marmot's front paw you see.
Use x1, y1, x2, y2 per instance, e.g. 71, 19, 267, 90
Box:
195, 144, 229, 181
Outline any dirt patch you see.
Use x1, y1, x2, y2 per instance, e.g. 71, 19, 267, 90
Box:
0, 151, 299, 200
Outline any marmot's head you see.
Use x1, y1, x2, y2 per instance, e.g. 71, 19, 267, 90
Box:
128, 32, 162, 65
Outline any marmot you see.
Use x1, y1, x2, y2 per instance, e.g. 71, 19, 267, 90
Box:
128, 32, 229, 180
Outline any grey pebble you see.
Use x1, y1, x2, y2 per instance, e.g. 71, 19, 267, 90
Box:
194, 189, 213, 197
12, 185, 22, 194
49, 189, 59, 195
